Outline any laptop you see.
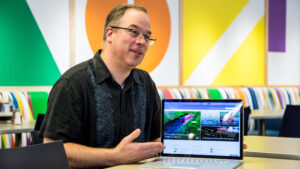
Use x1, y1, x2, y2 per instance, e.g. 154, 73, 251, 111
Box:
141, 99, 244, 169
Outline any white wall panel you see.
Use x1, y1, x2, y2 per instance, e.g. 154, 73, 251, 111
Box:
268, 0, 300, 85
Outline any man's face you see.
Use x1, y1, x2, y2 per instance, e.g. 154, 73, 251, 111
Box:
109, 9, 151, 69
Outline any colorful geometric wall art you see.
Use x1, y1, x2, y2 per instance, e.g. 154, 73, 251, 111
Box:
183, 0, 265, 86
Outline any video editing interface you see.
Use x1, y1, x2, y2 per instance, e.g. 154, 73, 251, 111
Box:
163, 101, 242, 157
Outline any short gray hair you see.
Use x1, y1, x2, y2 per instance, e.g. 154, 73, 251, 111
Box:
103, 3, 147, 41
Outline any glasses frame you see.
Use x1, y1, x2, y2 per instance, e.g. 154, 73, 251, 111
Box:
110, 26, 156, 45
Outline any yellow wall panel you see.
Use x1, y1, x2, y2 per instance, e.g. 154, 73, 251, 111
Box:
183, 0, 250, 82
212, 17, 265, 85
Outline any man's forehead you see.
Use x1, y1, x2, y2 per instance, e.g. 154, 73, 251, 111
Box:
120, 9, 151, 30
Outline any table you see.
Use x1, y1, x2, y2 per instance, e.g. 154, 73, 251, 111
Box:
250, 109, 284, 136
0, 120, 35, 147
244, 135, 300, 160
108, 136, 300, 169
106, 157, 300, 169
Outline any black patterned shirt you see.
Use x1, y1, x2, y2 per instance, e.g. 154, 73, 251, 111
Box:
39, 50, 161, 148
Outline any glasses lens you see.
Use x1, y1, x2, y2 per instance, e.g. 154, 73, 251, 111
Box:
149, 38, 156, 46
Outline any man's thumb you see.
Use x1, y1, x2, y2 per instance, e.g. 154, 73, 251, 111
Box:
123, 128, 141, 143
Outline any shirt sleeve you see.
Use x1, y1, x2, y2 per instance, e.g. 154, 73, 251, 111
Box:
39, 78, 84, 143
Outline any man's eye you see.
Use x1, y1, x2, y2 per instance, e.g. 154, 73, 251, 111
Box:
130, 29, 139, 36
144, 35, 150, 40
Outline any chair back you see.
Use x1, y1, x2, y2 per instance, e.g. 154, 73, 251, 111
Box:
243, 106, 251, 135
279, 105, 300, 137
30, 114, 45, 145
0, 141, 69, 169
34, 113, 45, 130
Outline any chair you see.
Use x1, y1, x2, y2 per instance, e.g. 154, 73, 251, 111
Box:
0, 141, 69, 169
30, 114, 45, 145
279, 105, 300, 137
243, 106, 251, 135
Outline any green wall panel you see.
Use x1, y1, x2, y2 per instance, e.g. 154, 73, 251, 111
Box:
28, 91, 48, 119
0, 0, 61, 86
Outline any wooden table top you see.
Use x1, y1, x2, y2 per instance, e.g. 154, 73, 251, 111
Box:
244, 135, 300, 160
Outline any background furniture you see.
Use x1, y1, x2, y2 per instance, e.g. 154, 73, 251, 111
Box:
0, 120, 35, 147
0, 91, 48, 148
249, 109, 284, 136
30, 113, 45, 145
244, 106, 251, 135
279, 105, 300, 137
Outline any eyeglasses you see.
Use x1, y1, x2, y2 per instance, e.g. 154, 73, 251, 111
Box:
110, 26, 156, 45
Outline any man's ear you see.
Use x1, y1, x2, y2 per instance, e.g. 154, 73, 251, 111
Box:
105, 27, 114, 43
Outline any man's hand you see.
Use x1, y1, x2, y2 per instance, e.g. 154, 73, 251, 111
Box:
113, 128, 165, 164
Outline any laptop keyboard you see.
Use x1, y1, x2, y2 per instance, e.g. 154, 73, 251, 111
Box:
140, 157, 242, 169
162, 157, 230, 164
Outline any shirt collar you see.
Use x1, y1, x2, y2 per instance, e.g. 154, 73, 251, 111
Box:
132, 68, 143, 85
93, 49, 143, 86
93, 50, 111, 84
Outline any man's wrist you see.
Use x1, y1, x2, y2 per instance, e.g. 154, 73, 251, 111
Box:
109, 147, 121, 166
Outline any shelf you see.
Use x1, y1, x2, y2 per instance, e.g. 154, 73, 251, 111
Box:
0, 112, 13, 117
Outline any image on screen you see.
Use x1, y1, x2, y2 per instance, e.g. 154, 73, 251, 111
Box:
164, 111, 201, 140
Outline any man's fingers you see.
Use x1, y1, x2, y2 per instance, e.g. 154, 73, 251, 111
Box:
129, 145, 164, 163
139, 146, 164, 160
138, 142, 165, 151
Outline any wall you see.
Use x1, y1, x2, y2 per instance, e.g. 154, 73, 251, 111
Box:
268, 0, 300, 85
0, 0, 69, 86
183, 0, 265, 86
75, 0, 180, 86
0, 0, 299, 87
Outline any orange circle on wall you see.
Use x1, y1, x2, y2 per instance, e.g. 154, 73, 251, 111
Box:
85, 0, 171, 73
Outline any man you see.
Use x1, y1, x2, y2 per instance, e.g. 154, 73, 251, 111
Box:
39, 3, 165, 168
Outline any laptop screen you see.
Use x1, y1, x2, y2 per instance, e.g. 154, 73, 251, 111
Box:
161, 99, 243, 160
